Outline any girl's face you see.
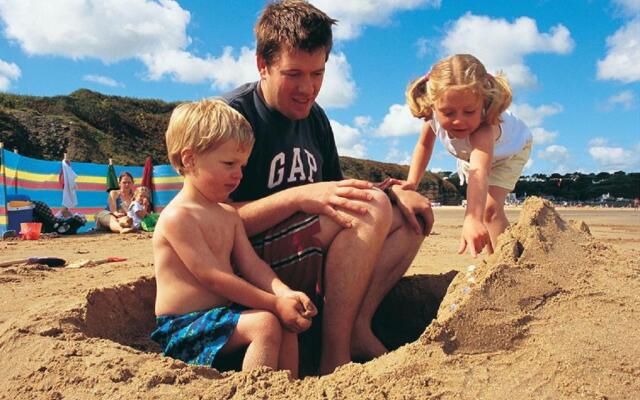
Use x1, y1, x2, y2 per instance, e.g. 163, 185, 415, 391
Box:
434, 88, 484, 139
135, 191, 149, 202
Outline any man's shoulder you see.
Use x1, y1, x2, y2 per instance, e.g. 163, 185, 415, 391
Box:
220, 82, 257, 107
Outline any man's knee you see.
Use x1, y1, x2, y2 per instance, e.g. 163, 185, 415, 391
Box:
361, 189, 392, 228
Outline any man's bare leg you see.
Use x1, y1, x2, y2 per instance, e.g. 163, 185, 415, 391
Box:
351, 206, 425, 360
314, 189, 392, 375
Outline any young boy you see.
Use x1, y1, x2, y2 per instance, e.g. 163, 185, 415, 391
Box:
151, 99, 317, 378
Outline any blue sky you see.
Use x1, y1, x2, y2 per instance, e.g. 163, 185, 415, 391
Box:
0, 0, 638, 174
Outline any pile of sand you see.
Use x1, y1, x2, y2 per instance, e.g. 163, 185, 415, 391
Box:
0, 197, 638, 399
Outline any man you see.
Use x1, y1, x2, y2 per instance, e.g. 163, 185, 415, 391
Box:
223, 0, 433, 375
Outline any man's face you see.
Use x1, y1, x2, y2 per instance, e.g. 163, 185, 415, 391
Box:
258, 48, 327, 120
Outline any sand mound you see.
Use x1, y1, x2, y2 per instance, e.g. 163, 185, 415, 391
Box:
0, 197, 638, 399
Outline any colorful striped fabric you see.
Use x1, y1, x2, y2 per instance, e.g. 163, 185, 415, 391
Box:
0, 149, 183, 233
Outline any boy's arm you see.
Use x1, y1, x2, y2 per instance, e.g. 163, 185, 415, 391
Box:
230, 212, 317, 320
162, 207, 277, 310
230, 179, 375, 237
162, 207, 313, 332
406, 122, 436, 189
459, 125, 495, 257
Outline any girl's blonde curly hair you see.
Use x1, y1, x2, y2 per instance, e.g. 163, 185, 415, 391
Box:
406, 54, 512, 126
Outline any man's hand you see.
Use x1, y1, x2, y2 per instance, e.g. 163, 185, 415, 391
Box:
389, 185, 434, 235
298, 180, 375, 228
458, 217, 492, 257
274, 291, 317, 333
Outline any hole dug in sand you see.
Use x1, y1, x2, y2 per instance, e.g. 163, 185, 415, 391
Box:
79, 272, 457, 377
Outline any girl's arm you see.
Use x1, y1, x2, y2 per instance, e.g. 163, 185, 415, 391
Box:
459, 125, 496, 257
406, 122, 436, 189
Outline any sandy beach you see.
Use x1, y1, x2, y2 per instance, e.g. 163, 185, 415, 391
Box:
0, 199, 638, 399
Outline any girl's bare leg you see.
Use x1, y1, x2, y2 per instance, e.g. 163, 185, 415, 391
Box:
485, 185, 511, 248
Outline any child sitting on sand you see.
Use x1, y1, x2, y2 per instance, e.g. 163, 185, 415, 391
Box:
150, 99, 317, 378
125, 186, 151, 231
403, 54, 532, 257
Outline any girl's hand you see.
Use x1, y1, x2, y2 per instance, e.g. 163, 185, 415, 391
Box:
458, 217, 492, 257
376, 178, 417, 191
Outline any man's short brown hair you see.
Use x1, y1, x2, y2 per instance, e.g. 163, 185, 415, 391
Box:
255, 0, 337, 65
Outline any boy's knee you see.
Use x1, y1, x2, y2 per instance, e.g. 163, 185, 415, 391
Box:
254, 312, 282, 344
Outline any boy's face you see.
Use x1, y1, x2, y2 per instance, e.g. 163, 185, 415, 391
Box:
190, 139, 252, 202
258, 47, 327, 121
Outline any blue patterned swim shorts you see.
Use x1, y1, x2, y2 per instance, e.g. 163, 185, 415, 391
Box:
151, 305, 242, 366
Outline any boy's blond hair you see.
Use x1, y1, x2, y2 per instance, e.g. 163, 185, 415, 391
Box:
255, 0, 336, 66
165, 99, 254, 175
406, 54, 513, 126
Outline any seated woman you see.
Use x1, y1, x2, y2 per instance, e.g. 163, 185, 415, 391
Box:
94, 171, 136, 233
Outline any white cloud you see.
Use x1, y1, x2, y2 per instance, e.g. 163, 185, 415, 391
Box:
141, 46, 258, 90
311, 0, 441, 41
597, 17, 640, 82
613, 0, 640, 15
385, 140, 412, 165
317, 52, 357, 108
509, 103, 563, 127
0, 0, 190, 62
82, 74, 123, 87
605, 90, 636, 110
510, 103, 562, 145
354, 116, 372, 129
330, 119, 366, 158
538, 145, 570, 164
0, 58, 20, 91
589, 144, 639, 170
530, 127, 558, 145
0, 0, 262, 90
441, 14, 574, 87
375, 103, 423, 136
416, 37, 430, 58
588, 137, 608, 147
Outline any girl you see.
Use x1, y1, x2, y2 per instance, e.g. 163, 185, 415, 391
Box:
126, 186, 152, 232
404, 54, 532, 257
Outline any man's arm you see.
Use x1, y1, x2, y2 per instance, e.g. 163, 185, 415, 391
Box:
230, 179, 375, 236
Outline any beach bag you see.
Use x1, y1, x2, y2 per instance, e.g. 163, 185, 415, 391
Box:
141, 212, 160, 232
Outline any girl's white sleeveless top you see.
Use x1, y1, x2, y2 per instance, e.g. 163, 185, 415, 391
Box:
429, 110, 532, 163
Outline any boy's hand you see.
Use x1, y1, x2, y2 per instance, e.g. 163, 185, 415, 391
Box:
458, 217, 492, 257
274, 294, 316, 333
283, 290, 318, 319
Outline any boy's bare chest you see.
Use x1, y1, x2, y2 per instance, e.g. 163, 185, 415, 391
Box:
202, 212, 236, 257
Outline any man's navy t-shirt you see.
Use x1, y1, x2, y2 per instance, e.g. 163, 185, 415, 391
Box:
222, 82, 343, 202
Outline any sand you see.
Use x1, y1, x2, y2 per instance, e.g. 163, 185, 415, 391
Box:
0, 198, 638, 399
